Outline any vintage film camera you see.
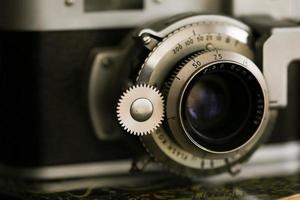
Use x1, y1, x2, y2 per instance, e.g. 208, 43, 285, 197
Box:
0, 0, 299, 193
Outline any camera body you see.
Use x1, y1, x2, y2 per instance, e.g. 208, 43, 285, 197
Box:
0, 0, 300, 193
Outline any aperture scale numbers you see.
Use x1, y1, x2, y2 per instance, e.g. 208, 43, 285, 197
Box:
172, 31, 240, 56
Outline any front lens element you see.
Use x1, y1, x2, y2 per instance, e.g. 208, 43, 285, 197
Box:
181, 62, 265, 152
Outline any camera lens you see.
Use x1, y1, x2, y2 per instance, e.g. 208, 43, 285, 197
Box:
181, 62, 265, 152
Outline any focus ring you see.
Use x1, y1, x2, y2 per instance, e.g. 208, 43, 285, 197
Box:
166, 50, 269, 159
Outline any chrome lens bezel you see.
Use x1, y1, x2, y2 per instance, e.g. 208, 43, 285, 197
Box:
166, 50, 269, 159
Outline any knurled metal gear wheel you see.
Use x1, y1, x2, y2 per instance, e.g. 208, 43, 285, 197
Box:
116, 84, 164, 136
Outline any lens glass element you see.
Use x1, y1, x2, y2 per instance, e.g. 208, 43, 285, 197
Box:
181, 62, 265, 152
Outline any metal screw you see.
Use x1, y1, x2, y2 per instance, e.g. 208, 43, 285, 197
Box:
101, 57, 113, 68
142, 35, 152, 45
65, 0, 76, 6
205, 43, 215, 50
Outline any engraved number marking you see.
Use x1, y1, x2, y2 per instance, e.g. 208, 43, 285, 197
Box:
172, 43, 183, 55
185, 37, 194, 46
214, 53, 223, 60
192, 60, 202, 68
